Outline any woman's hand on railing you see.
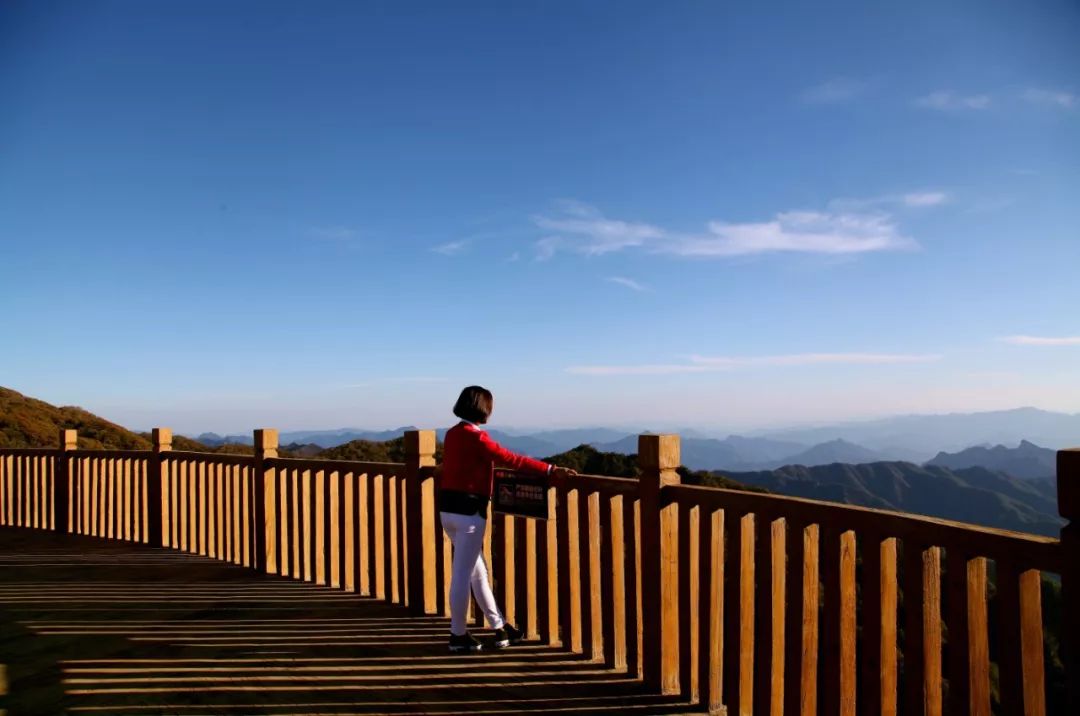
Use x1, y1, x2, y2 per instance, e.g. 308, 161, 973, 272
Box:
551, 466, 577, 481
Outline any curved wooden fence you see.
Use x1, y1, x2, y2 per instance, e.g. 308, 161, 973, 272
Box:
1, 428, 1077, 715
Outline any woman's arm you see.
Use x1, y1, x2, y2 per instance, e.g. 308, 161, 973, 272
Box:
477, 430, 552, 475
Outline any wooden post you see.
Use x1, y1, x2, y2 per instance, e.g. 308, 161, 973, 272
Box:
639, 433, 681, 694
405, 430, 437, 614
253, 429, 278, 574
54, 429, 77, 532
148, 428, 171, 546
1058, 448, 1080, 712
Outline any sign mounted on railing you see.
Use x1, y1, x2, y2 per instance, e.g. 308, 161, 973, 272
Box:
493, 469, 550, 520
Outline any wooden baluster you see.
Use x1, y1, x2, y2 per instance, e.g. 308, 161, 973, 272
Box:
56, 430, 76, 534
206, 463, 217, 558
967, 557, 991, 716
638, 434, 681, 694
197, 460, 207, 554
515, 515, 529, 634
315, 468, 327, 586
922, 546, 943, 716
581, 489, 602, 661
300, 468, 312, 582
344, 471, 356, 591
503, 514, 517, 626
559, 484, 581, 651
679, 502, 699, 700
403, 431, 436, 612
1019, 568, 1047, 716
329, 469, 340, 588
880, 538, 900, 716
601, 496, 618, 669
390, 474, 402, 602
537, 484, 558, 644
361, 472, 372, 596
698, 507, 723, 714
281, 466, 293, 577
771, 518, 789, 716
374, 473, 386, 598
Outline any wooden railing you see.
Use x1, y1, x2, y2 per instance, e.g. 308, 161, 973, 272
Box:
0, 428, 1077, 715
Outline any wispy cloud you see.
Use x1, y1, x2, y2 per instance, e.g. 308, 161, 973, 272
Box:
1021, 88, 1076, 109
309, 226, 357, 240
800, 78, 866, 104
999, 335, 1080, 346
915, 91, 991, 111
606, 276, 649, 292
534, 202, 918, 260
830, 191, 949, 211
567, 352, 941, 375
432, 240, 469, 256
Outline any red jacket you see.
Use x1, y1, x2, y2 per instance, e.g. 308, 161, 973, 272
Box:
440, 422, 551, 497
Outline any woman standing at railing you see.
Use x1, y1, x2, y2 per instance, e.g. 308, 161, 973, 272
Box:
440, 385, 576, 652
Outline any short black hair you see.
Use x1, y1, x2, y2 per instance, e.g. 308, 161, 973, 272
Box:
453, 385, 493, 424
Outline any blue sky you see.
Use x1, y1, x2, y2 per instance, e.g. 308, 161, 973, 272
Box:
2, 0, 1078, 434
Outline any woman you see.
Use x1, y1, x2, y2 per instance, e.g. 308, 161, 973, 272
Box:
439, 385, 576, 652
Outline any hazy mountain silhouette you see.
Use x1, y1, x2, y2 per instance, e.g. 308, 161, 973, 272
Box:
717, 462, 1062, 536
926, 440, 1057, 480
760, 407, 1080, 455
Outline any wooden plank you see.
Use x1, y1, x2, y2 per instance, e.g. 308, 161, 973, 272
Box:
631, 499, 643, 678
390, 474, 402, 603
902, 541, 925, 716
923, 546, 943, 716
840, 530, 857, 716
771, 518, 788, 716
329, 470, 340, 588
199, 460, 208, 554
301, 469, 313, 582
556, 485, 572, 650
524, 517, 538, 638
967, 557, 991, 716
881, 538, 900, 716
177, 459, 187, 550
581, 489, 601, 661
679, 503, 699, 699
515, 516, 529, 632
343, 472, 355, 591
282, 468, 294, 576
608, 497, 626, 670
699, 508, 723, 714
360, 473, 371, 596
801, 524, 821, 716
373, 474, 386, 599
1019, 568, 1046, 716
739, 513, 756, 716
240, 466, 250, 566
315, 469, 326, 585
504, 515, 518, 626
565, 487, 583, 651
601, 497, 618, 669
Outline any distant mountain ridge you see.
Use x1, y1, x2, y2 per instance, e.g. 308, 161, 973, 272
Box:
717, 462, 1063, 536
926, 440, 1057, 480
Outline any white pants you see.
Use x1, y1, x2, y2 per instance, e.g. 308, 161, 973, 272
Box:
440, 511, 505, 635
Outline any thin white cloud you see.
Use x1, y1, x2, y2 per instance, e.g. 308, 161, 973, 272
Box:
432, 240, 469, 256
999, 335, 1080, 346
915, 91, 991, 111
829, 191, 950, 211
507, 251, 521, 262
567, 352, 941, 375
1021, 88, 1076, 108
309, 226, 356, 240
902, 192, 948, 207
800, 78, 866, 104
533, 202, 917, 260
606, 276, 649, 292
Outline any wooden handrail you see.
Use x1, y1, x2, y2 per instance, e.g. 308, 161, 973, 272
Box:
1, 428, 1074, 715
666, 482, 1062, 571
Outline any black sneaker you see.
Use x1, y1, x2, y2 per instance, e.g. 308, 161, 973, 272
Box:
448, 632, 482, 653
491, 623, 524, 648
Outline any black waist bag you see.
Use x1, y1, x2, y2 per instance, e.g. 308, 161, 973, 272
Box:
438, 489, 490, 517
